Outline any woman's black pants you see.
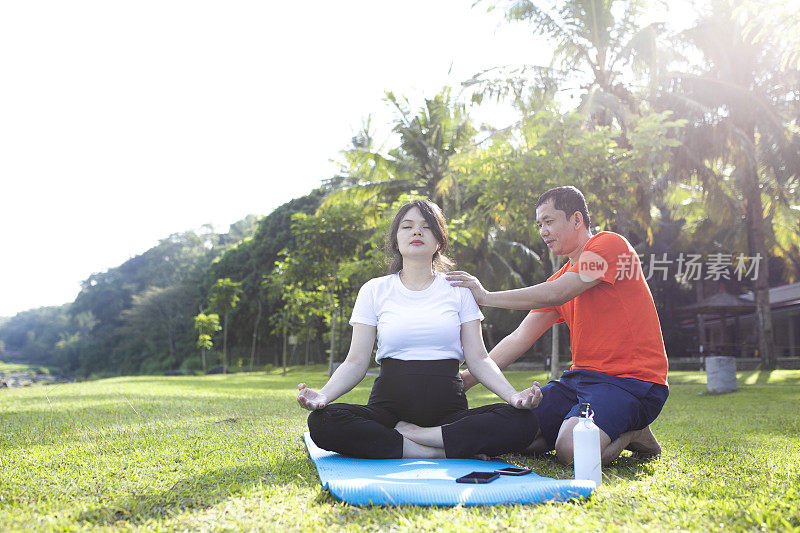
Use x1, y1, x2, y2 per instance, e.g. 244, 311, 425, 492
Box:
307, 358, 539, 459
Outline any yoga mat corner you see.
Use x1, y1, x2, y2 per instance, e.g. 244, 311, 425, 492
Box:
303, 432, 595, 506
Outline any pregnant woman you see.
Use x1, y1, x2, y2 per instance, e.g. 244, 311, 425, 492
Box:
297, 199, 541, 459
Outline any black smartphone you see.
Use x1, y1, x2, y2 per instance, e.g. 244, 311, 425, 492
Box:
494, 466, 532, 476
455, 471, 499, 484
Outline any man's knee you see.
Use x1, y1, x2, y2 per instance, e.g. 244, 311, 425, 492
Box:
554, 418, 615, 465
554, 417, 580, 465
554, 435, 574, 465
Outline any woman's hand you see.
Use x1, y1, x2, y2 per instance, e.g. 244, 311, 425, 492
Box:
296, 324, 375, 410
297, 383, 328, 411
507, 381, 542, 410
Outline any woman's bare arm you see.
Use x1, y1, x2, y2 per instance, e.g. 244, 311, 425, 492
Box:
297, 323, 376, 410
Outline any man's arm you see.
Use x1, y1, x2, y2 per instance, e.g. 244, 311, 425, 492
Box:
447, 271, 601, 310
461, 310, 560, 390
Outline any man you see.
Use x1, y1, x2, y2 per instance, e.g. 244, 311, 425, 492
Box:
446, 186, 668, 466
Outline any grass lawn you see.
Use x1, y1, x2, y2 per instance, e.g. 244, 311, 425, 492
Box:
0, 360, 47, 374
1, 367, 799, 532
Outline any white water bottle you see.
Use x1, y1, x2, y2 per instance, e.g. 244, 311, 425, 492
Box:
573, 402, 602, 486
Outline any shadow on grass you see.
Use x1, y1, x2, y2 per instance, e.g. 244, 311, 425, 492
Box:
78, 463, 306, 525
604, 453, 663, 480
513, 450, 660, 483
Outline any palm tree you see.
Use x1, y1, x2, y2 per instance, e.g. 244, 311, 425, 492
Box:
737, 0, 800, 72
663, 0, 800, 369
481, 0, 691, 250
494, 0, 669, 129
323, 88, 475, 213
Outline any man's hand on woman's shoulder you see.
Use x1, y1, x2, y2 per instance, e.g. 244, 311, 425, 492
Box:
446, 270, 489, 305
297, 383, 328, 411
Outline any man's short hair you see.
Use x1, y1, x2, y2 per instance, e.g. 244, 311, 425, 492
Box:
536, 186, 591, 229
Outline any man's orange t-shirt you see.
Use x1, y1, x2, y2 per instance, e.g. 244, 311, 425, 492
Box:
531, 231, 668, 385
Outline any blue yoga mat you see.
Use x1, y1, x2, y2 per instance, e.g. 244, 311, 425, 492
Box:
303, 432, 595, 506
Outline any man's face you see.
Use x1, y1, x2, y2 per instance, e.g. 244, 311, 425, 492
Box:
535, 200, 580, 255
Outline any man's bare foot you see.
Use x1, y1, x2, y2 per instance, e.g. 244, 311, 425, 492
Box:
625, 426, 662, 460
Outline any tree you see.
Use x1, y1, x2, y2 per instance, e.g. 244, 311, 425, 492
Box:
248, 296, 262, 372
194, 312, 221, 373
268, 202, 381, 376
0, 305, 73, 370
53, 311, 97, 373
63, 221, 255, 376
462, 101, 683, 249
493, 0, 668, 129
472, 1, 685, 256
663, 0, 800, 369
325, 88, 475, 213
263, 270, 327, 372
119, 284, 197, 371
203, 191, 324, 368
737, 0, 800, 72
208, 278, 243, 373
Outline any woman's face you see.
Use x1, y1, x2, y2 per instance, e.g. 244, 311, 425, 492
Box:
395, 206, 439, 261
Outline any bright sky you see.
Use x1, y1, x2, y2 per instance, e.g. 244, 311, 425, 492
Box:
0, 0, 703, 317
0, 0, 549, 316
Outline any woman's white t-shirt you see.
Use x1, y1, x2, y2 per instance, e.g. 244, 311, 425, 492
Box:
349, 272, 484, 363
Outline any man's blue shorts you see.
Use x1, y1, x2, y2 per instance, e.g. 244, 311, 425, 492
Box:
532, 369, 669, 446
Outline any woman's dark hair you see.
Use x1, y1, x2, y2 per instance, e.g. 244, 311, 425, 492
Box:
536, 186, 592, 229
385, 199, 455, 273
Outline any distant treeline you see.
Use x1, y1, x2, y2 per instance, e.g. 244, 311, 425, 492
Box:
0, 194, 326, 376
2, 0, 799, 374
